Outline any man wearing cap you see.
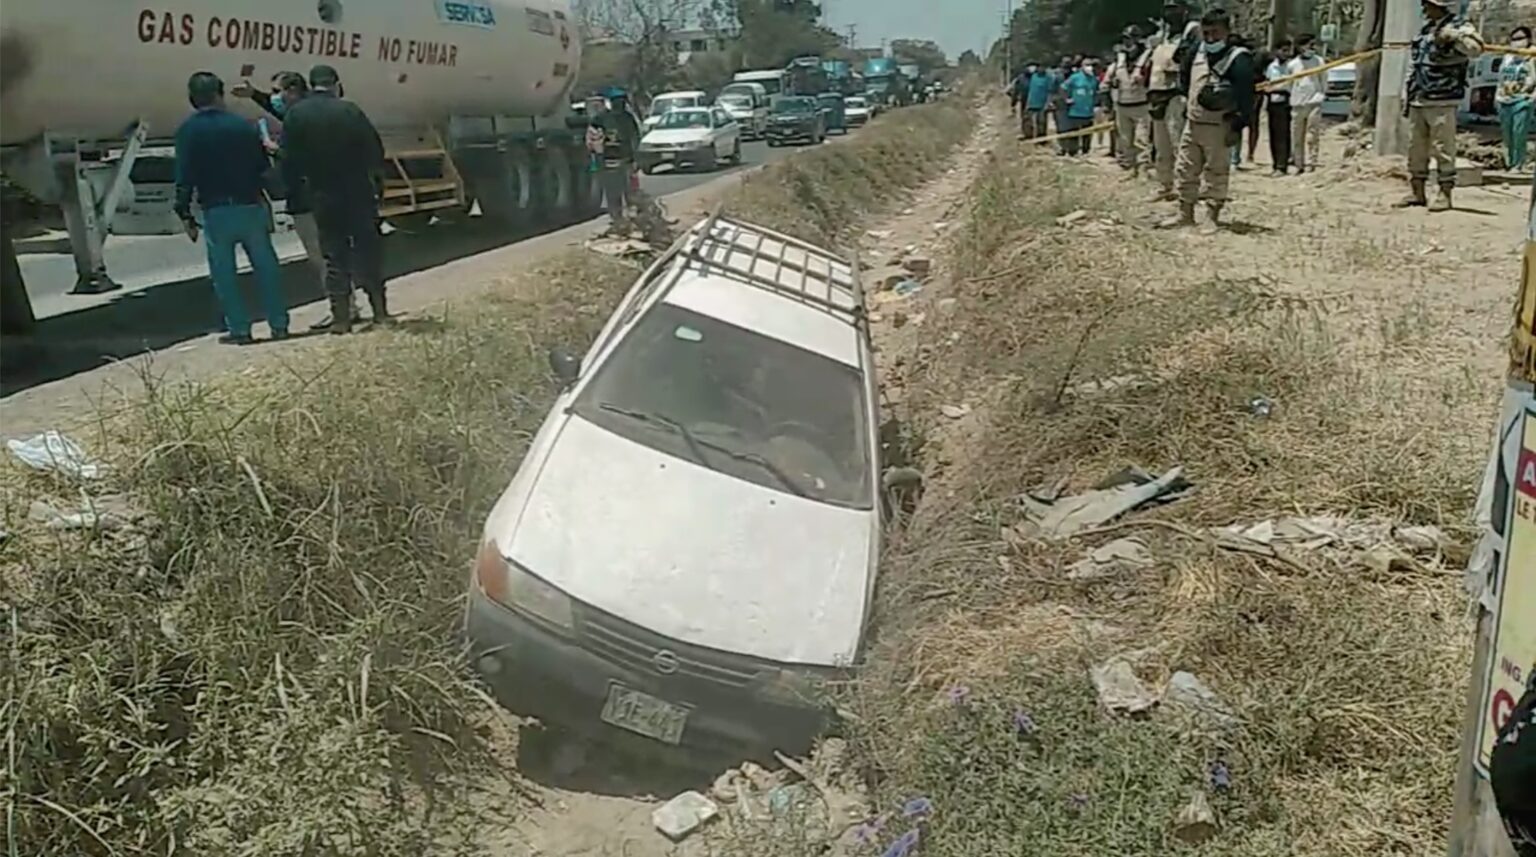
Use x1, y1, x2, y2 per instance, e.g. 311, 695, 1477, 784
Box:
587, 88, 641, 233
1142, 0, 1203, 200
281, 64, 390, 332
1395, 0, 1482, 211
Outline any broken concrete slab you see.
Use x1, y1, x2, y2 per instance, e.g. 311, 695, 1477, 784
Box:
652, 791, 719, 841
1173, 791, 1219, 844
1091, 656, 1158, 715
1055, 209, 1090, 226
1017, 466, 1189, 540
1162, 671, 1238, 728
901, 255, 933, 277
1067, 537, 1154, 581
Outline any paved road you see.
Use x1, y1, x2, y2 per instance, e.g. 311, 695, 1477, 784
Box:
15, 138, 809, 321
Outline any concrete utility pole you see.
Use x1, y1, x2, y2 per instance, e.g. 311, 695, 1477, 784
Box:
1373, 0, 1420, 155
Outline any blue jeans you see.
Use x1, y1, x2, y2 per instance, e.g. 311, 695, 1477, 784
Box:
203, 203, 287, 337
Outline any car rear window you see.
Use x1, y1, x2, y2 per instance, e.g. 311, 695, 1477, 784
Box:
573, 305, 872, 508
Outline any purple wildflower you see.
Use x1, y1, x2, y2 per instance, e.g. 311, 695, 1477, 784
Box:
1209, 760, 1233, 793
881, 829, 922, 857
901, 796, 934, 820
853, 817, 886, 846
1012, 709, 1038, 737
946, 685, 971, 706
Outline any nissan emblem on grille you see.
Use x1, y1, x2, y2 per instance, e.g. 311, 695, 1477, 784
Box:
652, 650, 680, 675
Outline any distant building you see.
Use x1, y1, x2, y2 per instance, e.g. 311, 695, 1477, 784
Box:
668, 27, 736, 63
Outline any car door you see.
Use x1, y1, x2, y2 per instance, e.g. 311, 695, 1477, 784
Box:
711, 108, 733, 156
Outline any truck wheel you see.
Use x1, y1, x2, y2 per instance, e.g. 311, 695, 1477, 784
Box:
535, 147, 575, 225
476, 147, 536, 231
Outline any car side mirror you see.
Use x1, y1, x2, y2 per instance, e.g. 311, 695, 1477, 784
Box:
547, 347, 580, 386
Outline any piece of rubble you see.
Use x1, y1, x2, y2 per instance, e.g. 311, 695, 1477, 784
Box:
1055, 209, 1090, 227
652, 791, 719, 841
901, 255, 933, 277
936, 298, 957, 313
1091, 657, 1158, 715
893, 279, 923, 297
1172, 791, 1219, 844
584, 236, 653, 258
939, 404, 971, 420
892, 311, 909, 328
1017, 466, 1190, 540
710, 769, 742, 804
1162, 671, 1237, 727
1359, 544, 1414, 573
1395, 525, 1447, 552
1067, 537, 1153, 581
866, 229, 893, 239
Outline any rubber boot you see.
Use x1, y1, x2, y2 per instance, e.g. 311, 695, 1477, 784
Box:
1429, 183, 1454, 212
1394, 178, 1428, 208
368, 291, 394, 326
1157, 201, 1196, 229
325, 294, 353, 335
1199, 202, 1224, 235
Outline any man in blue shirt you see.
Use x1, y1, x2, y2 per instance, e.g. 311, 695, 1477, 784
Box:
174, 71, 289, 344
1062, 61, 1100, 156
1025, 64, 1054, 140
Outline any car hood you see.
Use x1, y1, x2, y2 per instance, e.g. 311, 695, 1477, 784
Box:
642, 128, 711, 146
501, 416, 875, 666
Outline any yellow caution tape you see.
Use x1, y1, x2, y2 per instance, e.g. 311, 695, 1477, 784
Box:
1028, 120, 1115, 147
1258, 48, 1382, 92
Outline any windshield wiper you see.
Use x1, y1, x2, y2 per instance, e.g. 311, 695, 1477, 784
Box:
699, 442, 810, 499
597, 403, 710, 468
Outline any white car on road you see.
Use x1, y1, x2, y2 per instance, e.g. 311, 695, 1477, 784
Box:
844, 95, 873, 127
636, 107, 743, 174
718, 90, 768, 140
466, 214, 882, 755
643, 90, 708, 130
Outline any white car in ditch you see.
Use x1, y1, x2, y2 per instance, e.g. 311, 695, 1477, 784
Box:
466, 214, 881, 756
637, 107, 743, 174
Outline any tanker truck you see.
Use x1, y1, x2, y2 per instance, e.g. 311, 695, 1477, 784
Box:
0, 0, 593, 324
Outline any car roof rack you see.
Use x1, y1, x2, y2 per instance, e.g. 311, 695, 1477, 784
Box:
667, 210, 867, 330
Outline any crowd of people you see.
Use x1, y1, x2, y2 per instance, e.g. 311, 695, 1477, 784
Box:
173, 65, 389, 345
1008, 0, 1533, 231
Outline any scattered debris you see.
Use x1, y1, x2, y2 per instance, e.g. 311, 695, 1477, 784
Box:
583, 236, 653, 258
652, 791, 719, 841
1015, 466, 1192, 540
866, 229, 893, 240
939, 404, 971, 420
1055, 209, 1090, 227
892, 310, 909, 328
901, 255, 933, 278
8, 431, 105, 479
1212, 516, 1453, 570
1068, 374, 1154, 397
1091, 656, 1158, 715
893, 279, 923, 297
933, 221, 949, 232
936, 298, 957, 313
1162, 671, 1238, 728
1173, 791, 1220, 843
1247, 395, 1275, 418
26, 495, 153, 531
1067, 537, 1154, 580
1209, 760, 1234, 793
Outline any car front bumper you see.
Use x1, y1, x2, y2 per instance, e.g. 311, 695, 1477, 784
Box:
636, 145, 713, 169
766, 123, 816, 139
466, 590, 832, 760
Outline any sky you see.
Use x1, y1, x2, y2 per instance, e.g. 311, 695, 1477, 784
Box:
818, 0, 1004, 60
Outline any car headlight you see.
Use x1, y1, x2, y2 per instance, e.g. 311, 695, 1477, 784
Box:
474, 541, 574, 631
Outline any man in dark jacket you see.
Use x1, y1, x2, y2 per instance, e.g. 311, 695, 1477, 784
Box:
1162, 8, 1256, 232
1395, 0, 1482, 211
173, 71, 289, 345
587, 89, 641, 234
281, 64, 388, 332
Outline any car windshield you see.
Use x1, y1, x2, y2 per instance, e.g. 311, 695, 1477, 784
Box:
650, 96, 699, 116
846, 98, 867, 108
654, 110, 711, 129
573, 304, 872, 508
720, 95, 752, 110
773, 98, 816, 115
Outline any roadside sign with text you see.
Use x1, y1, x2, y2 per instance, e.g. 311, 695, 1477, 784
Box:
1479, 400, 1536, 774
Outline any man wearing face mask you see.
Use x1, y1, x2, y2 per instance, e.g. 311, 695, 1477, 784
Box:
1109, 27, 1151, 174
1142, 0, 1203, 201
1162, 7, 1255, 232
1394, 0, 1482, 211
1285, 34, 1326, 174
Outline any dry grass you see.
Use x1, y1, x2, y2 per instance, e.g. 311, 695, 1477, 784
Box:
0, 97, 977, 856
845, 134, 1488, 856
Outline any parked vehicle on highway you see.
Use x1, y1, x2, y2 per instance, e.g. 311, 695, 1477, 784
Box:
644, 90, 709, 130
817, 92, 849, 135
718, 84, 769, 140
466, 213, 881, 756
766, 96, 827, 146
844, 96, 874, 127
731, 69, 789, 98
636, 107, 743, 174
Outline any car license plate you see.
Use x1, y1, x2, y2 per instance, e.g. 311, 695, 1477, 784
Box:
600, 684, 689, 744
659, 153, 674, 161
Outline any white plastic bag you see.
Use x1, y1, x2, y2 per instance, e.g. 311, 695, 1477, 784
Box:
7, 431, 104, 480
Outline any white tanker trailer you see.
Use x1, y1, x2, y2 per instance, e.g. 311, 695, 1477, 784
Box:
0, 0, 598, 325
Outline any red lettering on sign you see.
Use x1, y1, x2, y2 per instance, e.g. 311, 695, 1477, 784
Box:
137, 10, 156, 43
1494, 688, 1517, 732
180, 13, 194, 45
1519, 446, 1536, 499
207, 15, 222, 47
